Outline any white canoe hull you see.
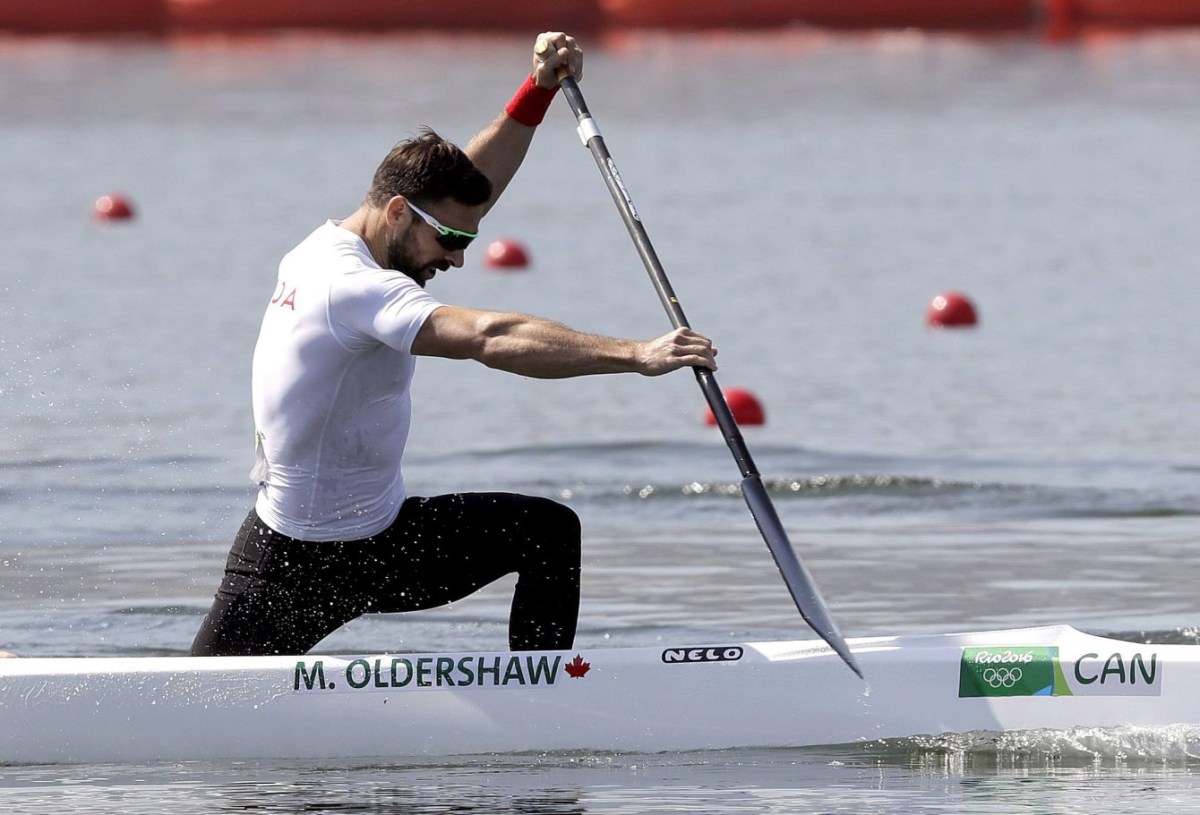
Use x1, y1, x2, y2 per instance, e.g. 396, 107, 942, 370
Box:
1, 625, 1195, 765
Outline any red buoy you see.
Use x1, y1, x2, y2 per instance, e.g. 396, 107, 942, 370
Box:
93, 194, 135, 222
485, 239, 529, 269
926, 291, 978, 328
705, 387, 765, 426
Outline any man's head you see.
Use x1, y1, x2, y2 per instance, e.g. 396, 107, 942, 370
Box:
366, 129, 493, 286
367, 129, 492, 210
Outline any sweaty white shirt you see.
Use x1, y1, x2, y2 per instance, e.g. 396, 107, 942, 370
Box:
250, 221, 443, 541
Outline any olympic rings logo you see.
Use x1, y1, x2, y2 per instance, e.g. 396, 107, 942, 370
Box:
982, 667, 1023, 688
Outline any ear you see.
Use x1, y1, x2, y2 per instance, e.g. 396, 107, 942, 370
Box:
385, 196, 409, 226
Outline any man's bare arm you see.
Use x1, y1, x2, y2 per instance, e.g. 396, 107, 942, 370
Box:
412, 306, 716, 379
466, 32, 582, 213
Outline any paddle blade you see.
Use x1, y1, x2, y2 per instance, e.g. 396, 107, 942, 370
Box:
741, 476, 863, 679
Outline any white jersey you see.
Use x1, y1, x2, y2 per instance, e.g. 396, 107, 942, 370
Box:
250, 221, 442, 541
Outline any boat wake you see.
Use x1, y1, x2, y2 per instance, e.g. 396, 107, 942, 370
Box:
876, 724, 1200, 768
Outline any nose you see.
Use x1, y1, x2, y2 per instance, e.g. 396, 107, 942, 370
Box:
446, 249, 465, 268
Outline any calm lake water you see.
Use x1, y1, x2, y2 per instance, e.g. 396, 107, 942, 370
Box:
1, 28, 1199, 813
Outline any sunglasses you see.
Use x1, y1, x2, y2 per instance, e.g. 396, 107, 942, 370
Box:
407, 200, 478, 252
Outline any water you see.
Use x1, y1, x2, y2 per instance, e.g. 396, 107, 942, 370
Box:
1, 28, 1200, 812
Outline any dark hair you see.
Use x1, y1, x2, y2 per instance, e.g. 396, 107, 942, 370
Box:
365, 128, 492, 209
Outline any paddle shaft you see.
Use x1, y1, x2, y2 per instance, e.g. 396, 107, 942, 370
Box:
557, 76, 862, 678
559, 85, 752, 473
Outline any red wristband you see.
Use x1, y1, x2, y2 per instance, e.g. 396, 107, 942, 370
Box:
505, 74, 558, 127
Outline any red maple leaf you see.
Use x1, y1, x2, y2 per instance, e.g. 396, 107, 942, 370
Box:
565, 654, 590, 678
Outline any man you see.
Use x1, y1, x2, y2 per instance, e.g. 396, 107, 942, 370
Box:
190, 33, 717, 657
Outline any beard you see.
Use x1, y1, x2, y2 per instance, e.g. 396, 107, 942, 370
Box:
384, 221, 439, 287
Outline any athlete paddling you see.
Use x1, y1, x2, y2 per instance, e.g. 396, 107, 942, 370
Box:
190, 33, 717, 657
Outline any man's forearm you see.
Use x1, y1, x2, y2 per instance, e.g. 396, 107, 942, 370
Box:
475, 314, 643, 379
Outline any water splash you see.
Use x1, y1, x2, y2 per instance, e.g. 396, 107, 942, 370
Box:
888, 724, 1200, 769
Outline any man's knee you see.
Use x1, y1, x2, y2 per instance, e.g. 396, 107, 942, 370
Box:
548, 498, 581, 536
523, 497, 581, 568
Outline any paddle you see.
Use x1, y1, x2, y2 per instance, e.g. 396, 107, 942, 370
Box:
551, 70, 863, 679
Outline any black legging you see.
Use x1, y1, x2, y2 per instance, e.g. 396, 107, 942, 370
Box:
190, 493, 581, 656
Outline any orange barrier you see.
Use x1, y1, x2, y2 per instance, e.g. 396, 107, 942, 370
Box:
1056, 0, 1200, 26
3, 0, 1200, 37
0, 0, 166, 34
166, 0, 602, 34
599, 0, 1035, 31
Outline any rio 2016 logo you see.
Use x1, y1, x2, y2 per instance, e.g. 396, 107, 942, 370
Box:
959, 646, 1060, 697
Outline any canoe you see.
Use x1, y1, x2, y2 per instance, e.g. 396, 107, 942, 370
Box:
0, 624, 1194, 765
